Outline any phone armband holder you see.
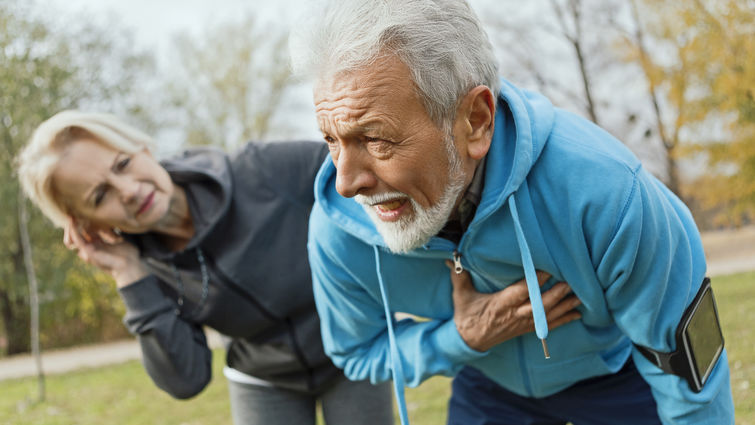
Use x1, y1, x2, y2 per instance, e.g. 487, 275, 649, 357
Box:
634, 277, 724, 393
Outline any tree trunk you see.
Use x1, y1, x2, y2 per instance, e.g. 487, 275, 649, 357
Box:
568, 0, 600, 125
0, 289, 30, 355
1, 224, 32, 355
18, 189, 45, 401
666, 150, 682, 201
549, 0, 600, 125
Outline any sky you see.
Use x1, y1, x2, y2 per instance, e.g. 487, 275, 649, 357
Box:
46, 0, 301, 50
45, 0, 494, 46
37, 0, 668, 175
40, 0, 330, 145
39, 0, 498, 146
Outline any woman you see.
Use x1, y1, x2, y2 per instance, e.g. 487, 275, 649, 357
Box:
17, 110, 394, 425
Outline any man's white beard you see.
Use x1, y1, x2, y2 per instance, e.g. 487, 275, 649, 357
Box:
355, 137, 467, 254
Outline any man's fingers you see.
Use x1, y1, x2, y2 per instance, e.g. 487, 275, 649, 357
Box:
545, 295, 582, 321
541, 281, 573, 308
515, 300, 533, 317
514, 287, 581, 320
496, 279, 530, 305
497, 270, 552, 304
536, 271, 551, 286
547, 311, 582, 331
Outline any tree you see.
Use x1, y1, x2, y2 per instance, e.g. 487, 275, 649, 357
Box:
620, 0, 755, 224
683, 0, 755, 225
18, 188, 44, 401
168, 15, 295, 150
0, 1, 156, 355
479, 0, 669, 177
479, 0, 754, 211
616, 0, 705, 197
546, 0, 601, 125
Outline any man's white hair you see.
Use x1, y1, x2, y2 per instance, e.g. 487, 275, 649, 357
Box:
289, 0, 500, 131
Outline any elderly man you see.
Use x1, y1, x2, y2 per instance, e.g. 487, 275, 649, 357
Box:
290, 0, 734, 424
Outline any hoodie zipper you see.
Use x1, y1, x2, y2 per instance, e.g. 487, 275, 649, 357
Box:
452, 251, 464, 274
452, 246, 535, 396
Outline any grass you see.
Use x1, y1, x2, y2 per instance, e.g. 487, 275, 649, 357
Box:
0, 271, 752, 425
719, 271, 755, 424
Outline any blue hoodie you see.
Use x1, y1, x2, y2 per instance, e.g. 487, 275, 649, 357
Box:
307, 78, 734, 424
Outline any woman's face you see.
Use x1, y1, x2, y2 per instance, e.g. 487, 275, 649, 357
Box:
51, 137, 175, 233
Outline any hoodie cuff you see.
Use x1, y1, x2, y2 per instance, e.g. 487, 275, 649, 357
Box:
118, 274, 174, 318
434, 319, 489, 363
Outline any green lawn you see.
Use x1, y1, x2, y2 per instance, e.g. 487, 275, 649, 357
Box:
1, 271, 752, 425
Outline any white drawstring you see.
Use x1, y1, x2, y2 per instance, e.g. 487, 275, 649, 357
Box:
374, 245, 411, 425
509, 194, 550, 358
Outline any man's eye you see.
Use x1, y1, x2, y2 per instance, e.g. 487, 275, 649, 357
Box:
116, 157, 130, 170
364, 136, 392, 145
365, 136, 392, 153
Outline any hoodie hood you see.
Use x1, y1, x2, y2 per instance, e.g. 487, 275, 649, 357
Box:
475, 79, 554, 223
131, 147, 233, 260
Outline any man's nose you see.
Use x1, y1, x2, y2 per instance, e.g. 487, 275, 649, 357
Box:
334, 144, 377, 198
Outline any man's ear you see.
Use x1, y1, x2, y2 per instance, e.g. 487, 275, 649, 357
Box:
456, 85, 495, 160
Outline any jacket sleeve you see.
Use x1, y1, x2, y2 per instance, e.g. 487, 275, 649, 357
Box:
119, 275, 212, 399
308, 206, 487, 387
594, 167, 734, 424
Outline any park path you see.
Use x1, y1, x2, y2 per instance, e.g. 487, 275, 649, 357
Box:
1, 226, 754, 381
0, 328, 224, 381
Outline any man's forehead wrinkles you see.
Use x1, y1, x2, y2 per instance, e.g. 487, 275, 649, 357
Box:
315, 101, 368, 116
317, 110, 367, 135
314, 82, 371, 103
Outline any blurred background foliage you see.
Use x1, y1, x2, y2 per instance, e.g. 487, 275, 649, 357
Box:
0, 0, 753, 357
1, 1, 154, 355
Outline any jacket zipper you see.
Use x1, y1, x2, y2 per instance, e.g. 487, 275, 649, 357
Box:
452, 250, 464, 274
453, 248, 534, 396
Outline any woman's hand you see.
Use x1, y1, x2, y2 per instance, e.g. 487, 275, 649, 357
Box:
446, 261, 582, 352
64, 217, 148, 288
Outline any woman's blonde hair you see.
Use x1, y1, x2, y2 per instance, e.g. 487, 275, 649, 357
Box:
16, 110, 153, 228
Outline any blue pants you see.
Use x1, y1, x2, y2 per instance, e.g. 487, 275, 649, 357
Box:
447, 359, 662, 425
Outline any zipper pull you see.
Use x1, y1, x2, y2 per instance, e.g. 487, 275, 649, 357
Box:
452, 251, 464, 275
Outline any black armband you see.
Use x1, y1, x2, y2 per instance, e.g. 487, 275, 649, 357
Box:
634, 277, 724, 392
